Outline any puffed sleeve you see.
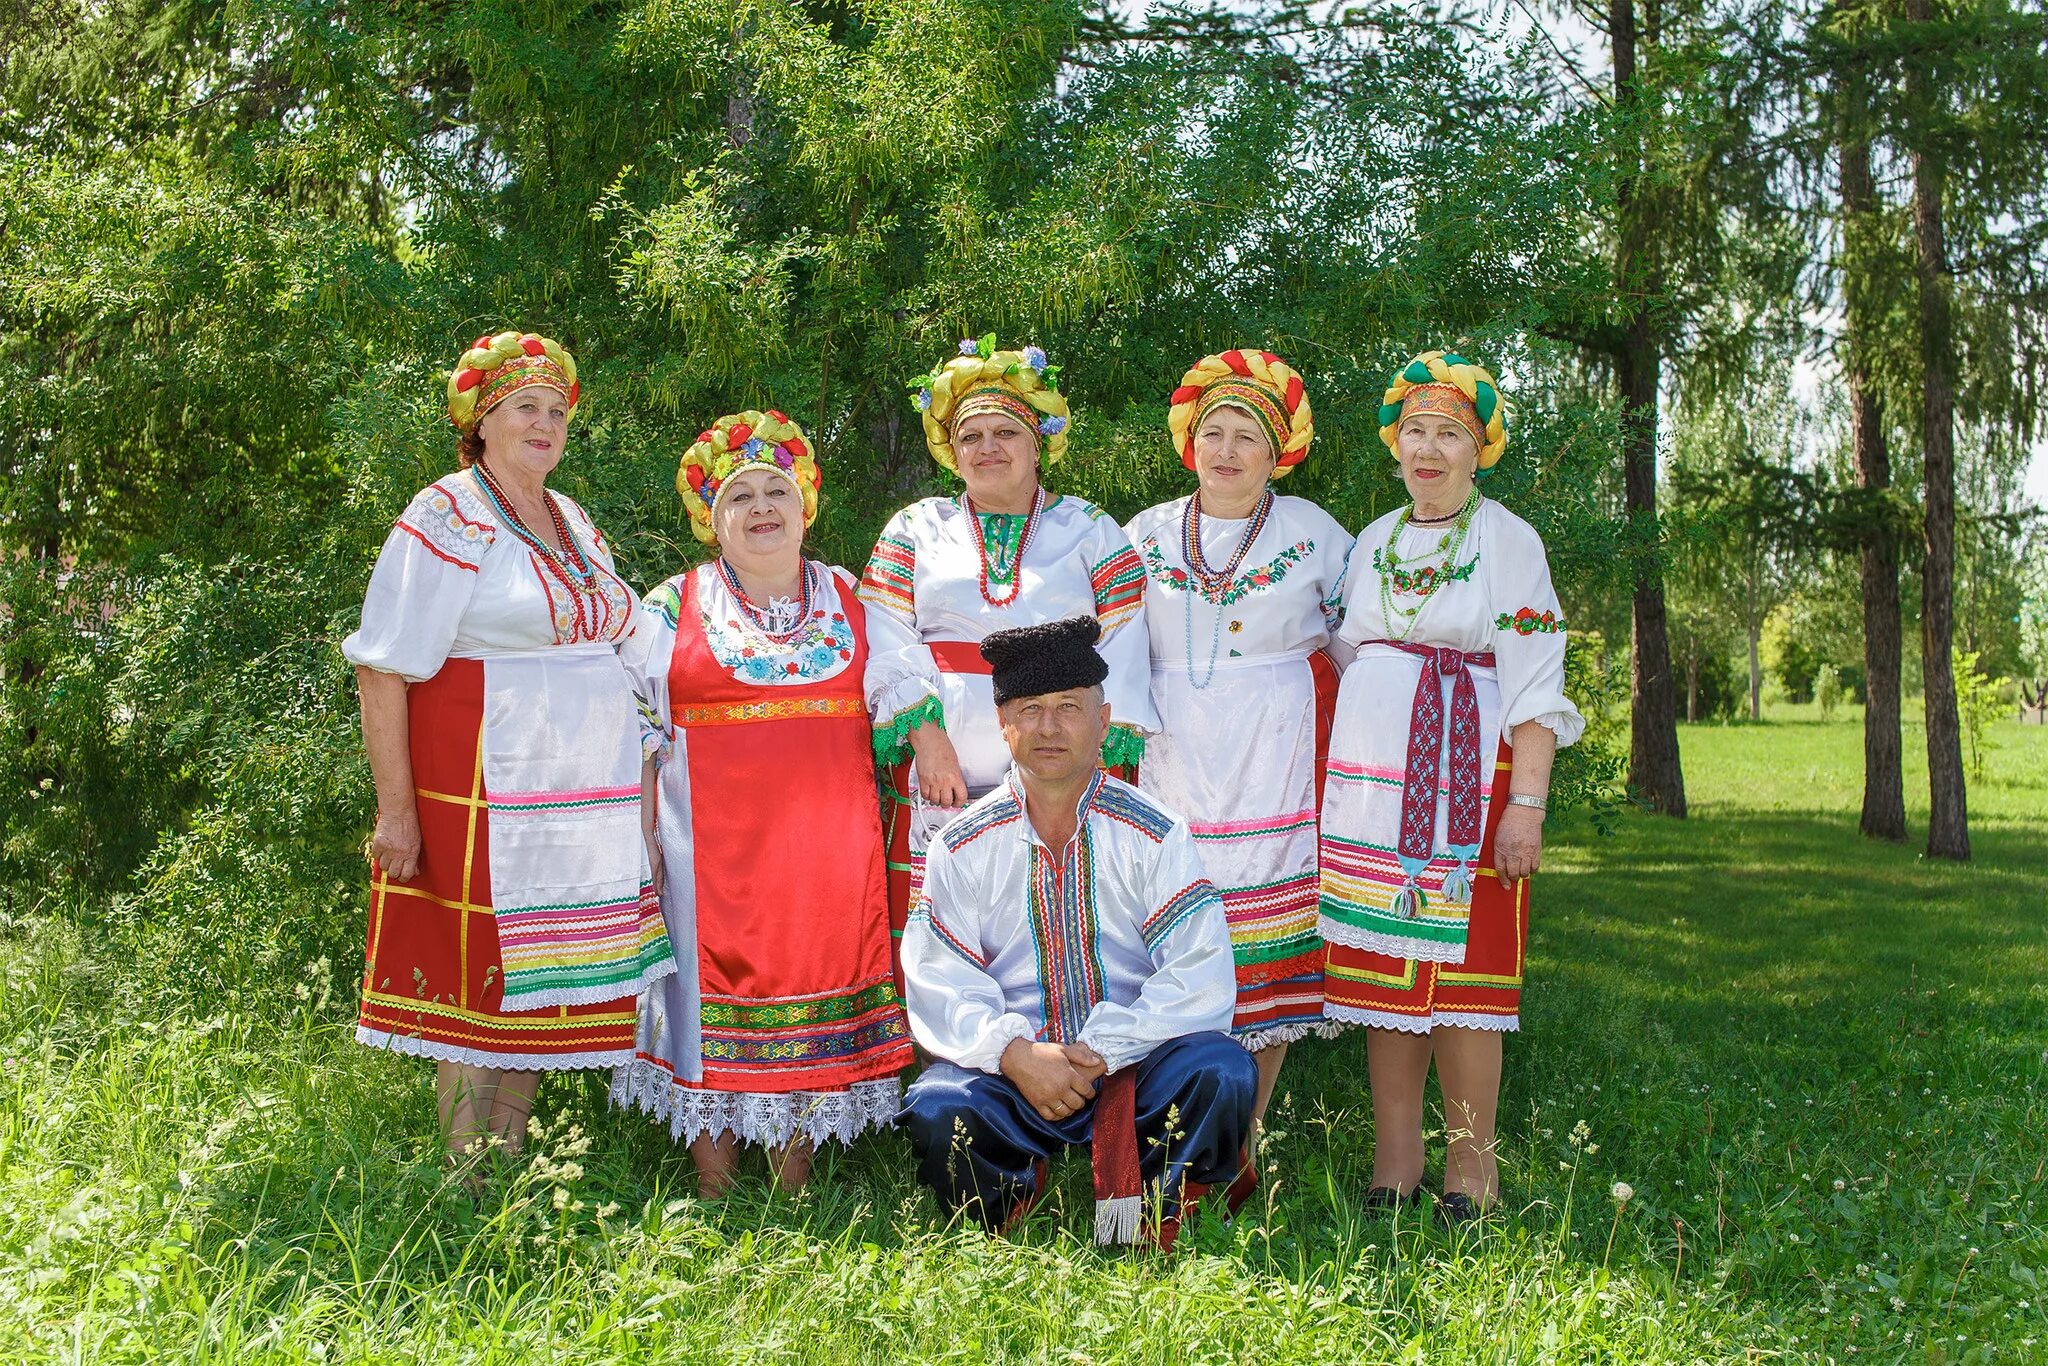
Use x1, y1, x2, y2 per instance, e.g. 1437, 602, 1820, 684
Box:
900, 836, 1036, 1072
340, 481, 494, 683
1080, 507, 1164, 764
1304, 501, 1356, 655
620, 575, 686, 766
1486, 508, 1585, 747
1078, 819, 1237, 1073
858, 505, 945, 763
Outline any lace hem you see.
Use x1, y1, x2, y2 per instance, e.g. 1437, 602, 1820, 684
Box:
355, 1025, 632, 1072
872, 695, 944, 764
1322, 1007, 1518, 1035
609, 1063, 902, 1148
1237, 1019, 1342, 1051
1316, 917, 1467, 964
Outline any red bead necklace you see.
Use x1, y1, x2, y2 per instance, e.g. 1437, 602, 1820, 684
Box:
963, 486, 1044, 608
718, 557, 815, 645
1181, 489, 1273, 600
474, 460, 605, 639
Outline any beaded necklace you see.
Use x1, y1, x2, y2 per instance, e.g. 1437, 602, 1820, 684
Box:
474, 460, 603, 639
1374, 490, 1482, 642
717, 557, 813, 645
1180, 490, 1274, 690
962, 486, 1044, 608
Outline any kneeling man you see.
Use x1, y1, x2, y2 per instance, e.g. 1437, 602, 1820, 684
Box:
899, 616, 1256, 1245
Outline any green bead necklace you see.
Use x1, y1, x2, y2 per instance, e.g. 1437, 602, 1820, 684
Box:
1374, 490, 1482, 640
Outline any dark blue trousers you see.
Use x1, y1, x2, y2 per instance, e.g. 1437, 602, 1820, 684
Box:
899, 1031, 1256, 1230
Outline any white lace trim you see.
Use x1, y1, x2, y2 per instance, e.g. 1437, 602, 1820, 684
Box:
1317, 917, 1467, 964
1236, 1019, 1341, 1051
1433, 1011, 1519, 1033
609, 1062, 901, 1148
497, 954, 676, 1013
355, 1024, 632, 1072
1321, 1007, 1518, 1035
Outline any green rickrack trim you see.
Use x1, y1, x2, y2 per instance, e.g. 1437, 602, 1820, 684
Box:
1099, 723, 1147, 770
873, 694, 945, 764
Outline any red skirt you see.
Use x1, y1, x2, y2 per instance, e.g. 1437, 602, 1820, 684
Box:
356, 658, 640, 1069
1322, 740, 1528, 1032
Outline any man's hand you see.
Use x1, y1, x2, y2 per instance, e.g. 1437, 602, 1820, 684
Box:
1001, 1037, 1099, 1122
1064, 1042, 1108, 1086
909, 722, 969, 809
1494, 804, 1545, 887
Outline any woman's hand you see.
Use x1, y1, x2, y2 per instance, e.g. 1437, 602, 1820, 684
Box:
644, 826, 666, 897
1493, 805, 1544, 887
370, 804, 424, 883
908, 722, 968, 808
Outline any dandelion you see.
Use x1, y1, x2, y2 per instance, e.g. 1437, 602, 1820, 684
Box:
1834, 1178, 1847, 1191
1611, 1182, 1633, 1204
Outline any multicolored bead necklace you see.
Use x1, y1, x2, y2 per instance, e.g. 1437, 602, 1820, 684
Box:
1180, 490, 1274, 690
474, 459, 603, 638
718, 556, 813, 644
962, 486, 1044, 608
1374, 490, 1481, 641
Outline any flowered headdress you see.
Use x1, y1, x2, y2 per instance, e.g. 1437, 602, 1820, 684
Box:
676, 409, 822, 545
1377, 349, 1507, 474
447, 331, 580, 433
1167, 349, 1314, 477
908, 334, 1071, 473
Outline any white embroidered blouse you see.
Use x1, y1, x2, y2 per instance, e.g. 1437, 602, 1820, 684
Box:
858, 494, 1162, 782
1125, 493, 1355, 671
900, 770, 1239, 1075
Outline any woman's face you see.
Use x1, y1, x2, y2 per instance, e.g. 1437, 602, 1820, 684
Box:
1192, 404, 1278, 506
713, 466, 802, 562
1396, 412, 1480, 507
477, 386, 570, 478
953, 410, 1041, 508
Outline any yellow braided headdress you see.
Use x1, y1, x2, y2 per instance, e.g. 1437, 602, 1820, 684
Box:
1166, 349, 1314, 477
676, 410, 822, 546
1377, 349, 1508, 473
447, 330, 579, 433
909, 335, 1071, 473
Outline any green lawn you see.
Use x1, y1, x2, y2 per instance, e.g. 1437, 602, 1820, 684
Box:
2, 719, 2043, 1362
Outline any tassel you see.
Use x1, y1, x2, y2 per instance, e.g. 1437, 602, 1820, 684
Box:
1093, 1195, 1143, 1246
1389, 878, 1424, 921
1091, 1069, 1144, 1246
1440, 843, 1480, 904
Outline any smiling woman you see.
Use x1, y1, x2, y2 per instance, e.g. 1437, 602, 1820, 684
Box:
613, 410, 913, 1199
858, 338, 1162, 966
342, 329, 673, 1178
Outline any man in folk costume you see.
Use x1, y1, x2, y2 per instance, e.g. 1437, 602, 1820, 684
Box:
898, 616, 1257, 1248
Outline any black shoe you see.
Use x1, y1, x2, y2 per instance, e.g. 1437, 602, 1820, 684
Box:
1362, 1185, 1423, 1213
1435, 1190, 1493, 1227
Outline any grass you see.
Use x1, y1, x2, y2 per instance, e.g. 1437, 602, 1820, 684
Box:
1, 718, 2044, 1362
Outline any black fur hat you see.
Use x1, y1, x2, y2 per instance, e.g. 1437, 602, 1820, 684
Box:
981, 615, 1110, 705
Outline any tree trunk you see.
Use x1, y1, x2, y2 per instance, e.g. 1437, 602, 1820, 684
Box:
1839, 130, 1907, 840
1747, 621, 1762, 721
1686, 657, 1700, 723
1612, 0, 1687, 815
1907, 0, 1969, 860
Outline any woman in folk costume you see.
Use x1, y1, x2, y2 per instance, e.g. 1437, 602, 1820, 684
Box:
612, 411, 914, 1196
1318, 350, 1581, 1223
1124, 349, 1353, 1139
860, 336, 1162, 956
344, 330, 673, 1166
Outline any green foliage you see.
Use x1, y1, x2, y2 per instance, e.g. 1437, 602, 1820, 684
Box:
0, 0, 1636, 938
1952, 649, 2010, 782
1813, 662, 1844, 720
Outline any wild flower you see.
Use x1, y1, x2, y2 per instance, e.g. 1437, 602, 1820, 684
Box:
1611, 1182, 1634, 1204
